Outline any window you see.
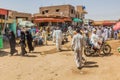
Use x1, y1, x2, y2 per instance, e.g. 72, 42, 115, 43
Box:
42, 11, 45, 14
56, 9, 60, 12
45, 10, 49, 13
71, 9, 74, 14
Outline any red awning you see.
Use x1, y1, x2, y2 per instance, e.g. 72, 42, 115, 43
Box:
0, 8, 8, 15
34, 18, 64, 22
64, 18, 72, 22
103, 21, 117, 26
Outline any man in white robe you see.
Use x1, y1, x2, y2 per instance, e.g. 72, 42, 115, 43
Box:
96, 28, 102, 37
54, 27, 63, 51
91, 30, 102, 56
104, 27, 109, 41
72, 28, 84, 69
68, 26, 73, 38
52, 28, 56, 43
108, 27, 112, 39
42, 28, 48, 45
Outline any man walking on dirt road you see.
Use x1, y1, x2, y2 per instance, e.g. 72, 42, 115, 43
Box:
54, 27, 63, 51
72, 28, 84, 69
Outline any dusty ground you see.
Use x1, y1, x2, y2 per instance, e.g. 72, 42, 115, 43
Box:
0, 38, 120, 80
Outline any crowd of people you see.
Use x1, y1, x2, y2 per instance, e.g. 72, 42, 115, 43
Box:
7, 26, 64, 56
4, 25, 120, 69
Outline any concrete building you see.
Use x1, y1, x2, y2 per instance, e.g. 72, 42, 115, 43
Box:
39, 5, 76, 18
76, 6, 87, 19
8, 10, 32, 23
0, 8, 32, 35
0, 8, 32, 23
34, 4, 87, 26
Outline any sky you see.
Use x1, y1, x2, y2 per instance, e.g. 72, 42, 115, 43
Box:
0, 0, 120, 20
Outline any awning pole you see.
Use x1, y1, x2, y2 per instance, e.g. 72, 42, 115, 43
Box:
2, 15, 7, 34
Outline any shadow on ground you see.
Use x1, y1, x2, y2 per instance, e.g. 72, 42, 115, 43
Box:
42, 48, 57, 55
14, 54, 37, 57
89, 53, 113, 57
83, 61, 99, 68
61, 49, 72, 52
31, 51, 42, 54
0, 51, 9, 57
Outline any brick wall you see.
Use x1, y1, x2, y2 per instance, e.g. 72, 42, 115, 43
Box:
39, 5, 76, 18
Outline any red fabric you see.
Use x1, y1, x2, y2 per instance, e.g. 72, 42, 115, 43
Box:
36, 28, 39, 32
113, 22, 120, 31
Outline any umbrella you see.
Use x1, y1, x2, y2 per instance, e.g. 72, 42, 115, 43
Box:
18, 21, 35, 27
73, 18, 82, 22
113, 22, 120, 31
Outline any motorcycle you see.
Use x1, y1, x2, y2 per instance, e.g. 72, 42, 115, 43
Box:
84, 40, 111, 57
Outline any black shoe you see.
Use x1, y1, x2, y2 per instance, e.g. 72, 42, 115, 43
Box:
29, 50, 31, 53
25, 51, 27, 54
77, 66, 82, 70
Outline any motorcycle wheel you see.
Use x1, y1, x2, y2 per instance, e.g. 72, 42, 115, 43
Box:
103, 44, 111, 55
84, 47, 92, 57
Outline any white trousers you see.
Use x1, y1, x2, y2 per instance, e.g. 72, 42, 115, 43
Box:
56, 39, 62, 51
74, 49, 82, 67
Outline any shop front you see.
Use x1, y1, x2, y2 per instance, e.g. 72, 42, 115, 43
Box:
0, 8, 8, 49
34, 17, 72, 27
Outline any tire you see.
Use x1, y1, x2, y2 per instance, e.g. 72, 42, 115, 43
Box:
84, 47, 92, 57
103, 44, 111, 55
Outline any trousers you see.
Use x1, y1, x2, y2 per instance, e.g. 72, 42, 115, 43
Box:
56, 39, 62, 51
74, 49, 82, 67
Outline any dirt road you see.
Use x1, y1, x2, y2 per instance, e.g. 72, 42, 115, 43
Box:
0, 39, 120, 80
